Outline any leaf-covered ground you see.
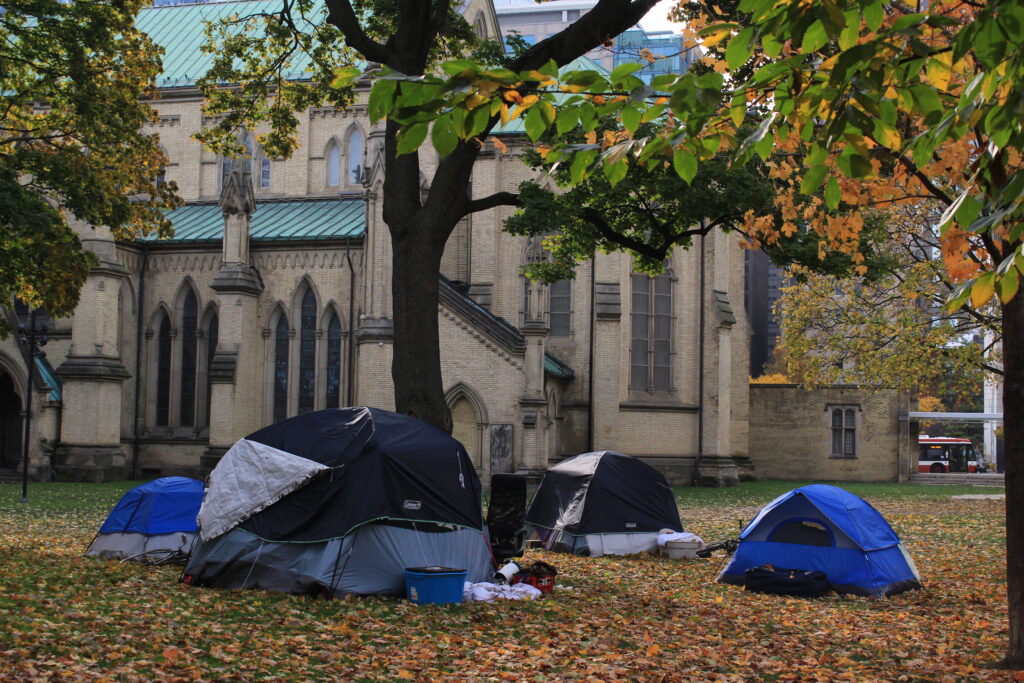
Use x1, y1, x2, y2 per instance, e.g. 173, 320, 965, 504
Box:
0, 481, 1011, 681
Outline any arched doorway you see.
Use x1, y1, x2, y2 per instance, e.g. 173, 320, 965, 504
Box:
0, 371, 23, 470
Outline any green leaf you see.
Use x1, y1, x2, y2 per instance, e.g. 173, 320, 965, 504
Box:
839, 11, 860, 50
602, 158, 629, 186
800, 165, 829, 195
673, 148, 698, 184
998, 267, 1020, 304
973, 17, 1008, 69
570, 149, 598, 185
954, 194, 982, 231
556, 107, 580, 135
835, 152, 873, 178
621, 105, 641, 136
970, 271, 996, 308
539, 59, 559, 78
330, 66, 362, 90
726, 27, 755, 70
762, 34, 783, 58
610, 62, 644, 84
368, 79, 398, 122
396, 122, 428, 155
431, 114, 457, 157
524, 106, 546, 142
863, 0, 884, 32
824, 176, 841, 209
801, 20, 828, 53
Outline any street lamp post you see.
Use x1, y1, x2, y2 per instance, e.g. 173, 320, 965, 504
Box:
17, 308, 47, 502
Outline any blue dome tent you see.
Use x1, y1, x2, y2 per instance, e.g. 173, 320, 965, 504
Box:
85, 477, 204, 563
718, 485, 921, 597
182, 407, 492, 597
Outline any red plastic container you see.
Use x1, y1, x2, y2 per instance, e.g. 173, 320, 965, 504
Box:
512, 572, 555, 594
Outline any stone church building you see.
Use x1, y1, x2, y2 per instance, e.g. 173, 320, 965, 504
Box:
0, 0, 751, 486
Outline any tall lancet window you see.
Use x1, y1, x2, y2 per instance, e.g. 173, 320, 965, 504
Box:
630, 270, 673, 392
298, 290, 317, 414
326, 313, 342, 409
326, 140, 341, 187
204, 314, 218, 428
156, 315, 172, 427
273, 316, 289, 423
346, 129, 364, 185
179, 290, 199, 427
259, 155, 271, 189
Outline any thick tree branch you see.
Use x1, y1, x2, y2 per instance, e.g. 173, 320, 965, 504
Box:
323, 0, 390, 64
582, 207, 666, 260
466, 191, 520, 215
509, 0, 660, 70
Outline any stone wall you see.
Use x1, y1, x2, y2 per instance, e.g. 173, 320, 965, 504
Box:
749, 384, 910, 482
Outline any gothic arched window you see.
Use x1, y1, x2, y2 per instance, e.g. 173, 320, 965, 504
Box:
204, 314, 218, 428
259, 155, 271, 189
326, 313, 342, 409
179, 290, 199, 427
273, 315, 289, 423
346, 128, 364, 186
326, 139, 341, 187
156, 315, 172, 426
298, 290, 317, 414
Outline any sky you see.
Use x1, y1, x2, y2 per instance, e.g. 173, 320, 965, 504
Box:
637, 0, 687, 34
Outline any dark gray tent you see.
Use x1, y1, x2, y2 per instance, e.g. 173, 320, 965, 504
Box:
525, 451, 682, 556
182, 407, 492, 596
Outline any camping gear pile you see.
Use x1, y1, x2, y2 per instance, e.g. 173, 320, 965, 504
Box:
85, 476, 203, 564
182, 407, 492, 597
525, 451, 683, 557
717, 484, 922, 597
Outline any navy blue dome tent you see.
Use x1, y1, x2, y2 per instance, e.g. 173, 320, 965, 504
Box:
85, 477, 204, 563
524, 451, 683, 556
718, 485, 921, 597
183, 407, 492, 596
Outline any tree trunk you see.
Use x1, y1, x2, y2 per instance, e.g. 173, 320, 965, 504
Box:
1004, 290, 1024, 668
390, 226, 452, 433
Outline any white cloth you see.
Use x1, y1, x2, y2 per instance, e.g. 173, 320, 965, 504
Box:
462, 581, 543, 602
656, 531, 704, 547
198, 438, 329, 541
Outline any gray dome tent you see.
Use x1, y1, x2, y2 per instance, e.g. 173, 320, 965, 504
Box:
525, 451, 682, 556
182, 407, 493, 596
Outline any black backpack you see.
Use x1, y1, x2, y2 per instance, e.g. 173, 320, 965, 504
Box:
744, 564, 831, 597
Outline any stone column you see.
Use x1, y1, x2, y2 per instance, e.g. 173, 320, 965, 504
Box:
203, 144, 265, 471
54, 222, 131, 481
354, 179, 395, 409
517, 314, 549, 473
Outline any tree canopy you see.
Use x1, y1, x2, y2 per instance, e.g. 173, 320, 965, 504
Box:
0, 0, 177, 324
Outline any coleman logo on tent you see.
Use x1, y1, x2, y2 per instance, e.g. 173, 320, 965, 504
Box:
625, 522, 637, 529
403, 500, 422, 511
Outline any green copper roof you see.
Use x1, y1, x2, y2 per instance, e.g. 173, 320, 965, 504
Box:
138, 0, 326, 87
36, 358, 61, 402
140, 198, 365, 243
544, 352, 574, 380
496, 55, 610, 135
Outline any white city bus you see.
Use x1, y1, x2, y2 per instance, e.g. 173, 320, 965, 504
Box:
918, 435, 982, 473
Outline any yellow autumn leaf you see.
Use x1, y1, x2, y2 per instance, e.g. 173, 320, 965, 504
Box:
970, 274, 995, 308
701, 27, 733, 48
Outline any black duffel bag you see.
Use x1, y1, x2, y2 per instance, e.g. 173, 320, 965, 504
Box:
744, 564, 830, 597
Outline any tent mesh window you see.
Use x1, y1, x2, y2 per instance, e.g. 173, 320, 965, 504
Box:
767, 519, 834, 546
830, 406, 857, 457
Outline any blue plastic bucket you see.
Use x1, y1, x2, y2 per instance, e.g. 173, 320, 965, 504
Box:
404, 566, 467, 605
